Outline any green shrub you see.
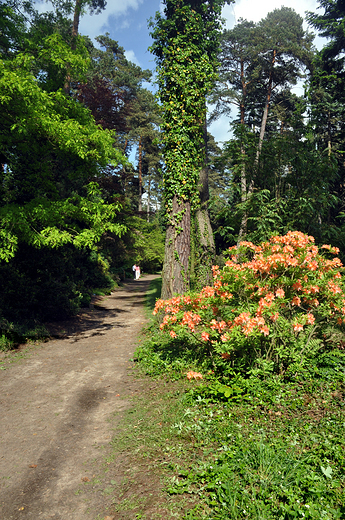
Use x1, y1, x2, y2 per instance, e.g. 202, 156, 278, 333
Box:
153, 232, 345, 378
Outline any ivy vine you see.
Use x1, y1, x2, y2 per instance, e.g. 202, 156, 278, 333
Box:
150, 0, 232, 216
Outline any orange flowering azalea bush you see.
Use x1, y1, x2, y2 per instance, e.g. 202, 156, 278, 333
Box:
154, 231, 345, 377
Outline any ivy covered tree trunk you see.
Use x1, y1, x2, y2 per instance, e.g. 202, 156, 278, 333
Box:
161, 198, 191, 299
150, 0, 232, 299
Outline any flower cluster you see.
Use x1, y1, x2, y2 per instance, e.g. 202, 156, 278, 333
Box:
186, 371, 203, 380
154, 232, 345, 375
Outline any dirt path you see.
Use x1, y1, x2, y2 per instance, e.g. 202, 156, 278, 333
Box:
0, 275, 158, 520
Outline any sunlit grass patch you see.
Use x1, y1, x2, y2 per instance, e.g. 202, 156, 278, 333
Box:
145, 276, 162, 317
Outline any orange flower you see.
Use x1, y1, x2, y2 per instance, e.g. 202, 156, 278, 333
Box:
306, 313, 315, 325
292, 281, 303, 291
200, 286, 215, 298
283, 245, 294, 254
260, 325, 270, 336
153, 298, 166, 315
270, 312, 279, 322
276, 288, 285, 298
234, 312, 250, 326
186, 371, 203, 380
293, 323, 304, 332
239, 240, 255, 249
170, 330, 177, 338
212, 265, 220, 277
291, 296, 301, 306
308, 261, 318, 271
328, 282, 342, 294
201, 331, 210, 341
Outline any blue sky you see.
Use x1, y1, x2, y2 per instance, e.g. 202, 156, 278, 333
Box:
79, 0, 162, 72
77, 0, 321, 72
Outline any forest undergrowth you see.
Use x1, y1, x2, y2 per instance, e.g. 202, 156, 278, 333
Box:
114, 234, 345, 520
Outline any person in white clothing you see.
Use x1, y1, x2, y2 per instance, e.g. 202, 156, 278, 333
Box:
135, 264, 140, 280
132, 264, 137, 279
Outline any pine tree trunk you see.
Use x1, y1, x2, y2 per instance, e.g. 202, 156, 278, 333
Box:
161, 197, 191, 300
147, 176, 151, 222
254, 49, 276, 169
64, 0, 82, 94
72, 0, 82, 42
193, 119, 215, 288
194, 166, 215, 287
138, 136, 142, 213
327, 110, 332, 158
238, 65, 249, 242
237, 141, 248, 242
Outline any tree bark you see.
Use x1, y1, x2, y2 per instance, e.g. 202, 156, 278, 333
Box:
237, 140, 248, 242
254, 49, 276, 169
138, 136, 142, 213
237, 59, 249, 242
147, 175, 151, 222
72, 0, 82, 43
194, 119, 215, 288
161, 197, 191, 300
64, 0, 82, 94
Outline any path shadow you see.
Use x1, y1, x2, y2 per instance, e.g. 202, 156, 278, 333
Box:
44, 278, 153, 341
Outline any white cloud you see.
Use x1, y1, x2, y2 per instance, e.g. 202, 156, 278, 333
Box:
124, 49, 140, 66
34, 0, 143, 42
227, 0, 319, 26
79, 0, 143, 42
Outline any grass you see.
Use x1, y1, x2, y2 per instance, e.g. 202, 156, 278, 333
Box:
145, 276, 162, 317
102, 277, 345, 519
104, 378, 207, 519
107, 363, 345, 518
0, 334, 13, 352
0, 320, 50, 352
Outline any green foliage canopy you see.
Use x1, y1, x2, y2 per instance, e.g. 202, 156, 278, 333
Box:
0, 37, 127, 262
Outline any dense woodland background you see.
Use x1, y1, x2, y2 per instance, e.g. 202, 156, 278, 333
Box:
1, 0, 345, 343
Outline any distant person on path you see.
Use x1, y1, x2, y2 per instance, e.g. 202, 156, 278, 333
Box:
135, 264, 141, 280
132, 264, 137, 280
